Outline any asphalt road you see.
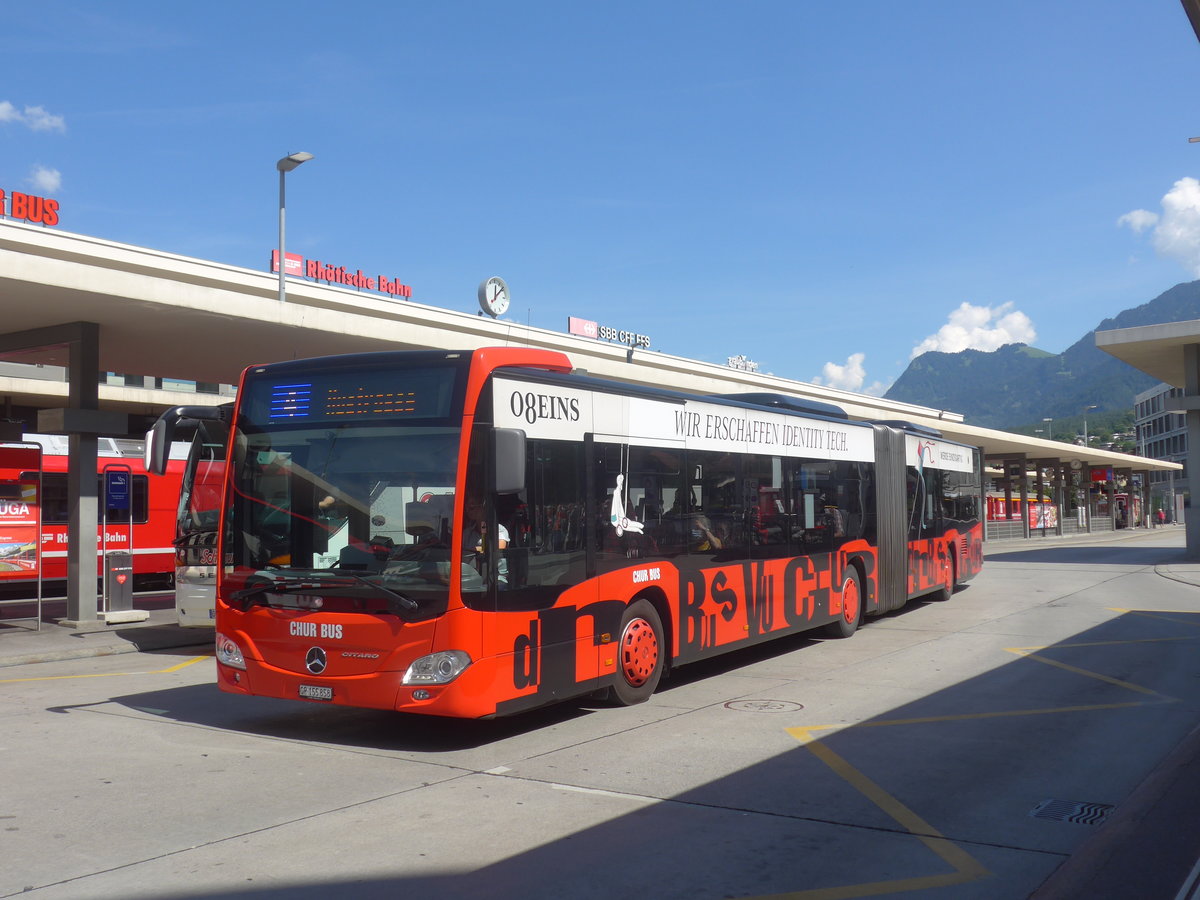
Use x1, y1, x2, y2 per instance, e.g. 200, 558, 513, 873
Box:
2, 529, 1198, 900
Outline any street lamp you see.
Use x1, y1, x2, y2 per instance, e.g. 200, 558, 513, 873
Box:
1082, 404, 1098, 449
1043, 417, 1053, 441
276, 151, 313, 303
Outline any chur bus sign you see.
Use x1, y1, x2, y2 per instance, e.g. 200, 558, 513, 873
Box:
0, 190, 59, 226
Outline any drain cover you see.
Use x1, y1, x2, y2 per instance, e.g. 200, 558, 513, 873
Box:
724, 700, 804, 713
1029, 799, 1115, 826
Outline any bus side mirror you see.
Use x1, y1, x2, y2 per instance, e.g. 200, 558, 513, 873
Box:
145, 404, 228, 476
144, 417, 172, 476
494, 428, 526, 494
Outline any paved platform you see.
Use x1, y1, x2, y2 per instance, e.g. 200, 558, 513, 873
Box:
0, 606, 211, 668
987, 526, 1200, 899
3, 528, 1200, 898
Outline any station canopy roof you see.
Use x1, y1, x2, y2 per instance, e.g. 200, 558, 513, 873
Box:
0, 219, 1177, 475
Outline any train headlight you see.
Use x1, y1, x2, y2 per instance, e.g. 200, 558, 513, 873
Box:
402, 650, 471, 685
215, 632, 246, 670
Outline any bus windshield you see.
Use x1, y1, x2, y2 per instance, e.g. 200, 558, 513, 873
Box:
226, 421, 465, 615
226, 357, 472, 616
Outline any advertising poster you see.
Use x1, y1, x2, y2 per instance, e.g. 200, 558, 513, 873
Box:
0, 445, 41, 580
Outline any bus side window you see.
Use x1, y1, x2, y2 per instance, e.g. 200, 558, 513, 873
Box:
493, 438, 587, 610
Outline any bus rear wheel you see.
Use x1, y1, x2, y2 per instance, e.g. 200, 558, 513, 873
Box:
825, 568, 862, 639
607, 599, 664, 706
933, 555, 957, 602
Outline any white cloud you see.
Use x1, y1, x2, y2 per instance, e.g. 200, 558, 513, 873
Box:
911, 301, 1036, 358
813, 352, 867, 391
1151, 177, 1200, 276
0, 101, 66, 133
29, 166, 61, 192
1120, 177, 1200, 276
1117, 208, 1159, 233
24, 105, 65, 133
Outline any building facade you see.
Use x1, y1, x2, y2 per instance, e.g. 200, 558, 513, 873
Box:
1135, 382, 1188, 522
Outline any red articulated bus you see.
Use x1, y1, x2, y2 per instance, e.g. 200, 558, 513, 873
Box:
0, 434, 185, 593
198, 349, 983, 718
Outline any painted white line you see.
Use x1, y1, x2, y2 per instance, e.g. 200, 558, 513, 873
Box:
549, 783, 660, 805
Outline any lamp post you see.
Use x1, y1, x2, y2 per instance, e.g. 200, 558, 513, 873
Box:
276, 151, 313, 303
1082, 404, 1098, 449
1043, 417, 1053, 441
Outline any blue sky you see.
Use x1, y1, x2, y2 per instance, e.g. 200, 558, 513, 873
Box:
4, 1, 1200, 395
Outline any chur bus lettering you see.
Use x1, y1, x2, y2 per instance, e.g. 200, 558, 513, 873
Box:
213, 347, 983, 719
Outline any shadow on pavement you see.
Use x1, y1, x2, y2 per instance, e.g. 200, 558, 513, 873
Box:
62, 599, 1200, 900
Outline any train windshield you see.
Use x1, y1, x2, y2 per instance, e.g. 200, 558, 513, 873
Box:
224, 360, 469, 616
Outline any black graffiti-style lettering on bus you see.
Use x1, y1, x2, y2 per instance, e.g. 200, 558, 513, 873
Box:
680, 570, 708, 653
964, 530, 984, 573
510, 600, 625, 696
509, 391, 581, 425
908, 538, 953, 592
782, 555, 831, 626
908, 542, 931, 591
742, 561, 775, 636
513, 619, 539, 690
712, 570, 739, 622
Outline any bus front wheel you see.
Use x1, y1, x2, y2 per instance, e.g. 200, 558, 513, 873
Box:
607, 599, 664, 706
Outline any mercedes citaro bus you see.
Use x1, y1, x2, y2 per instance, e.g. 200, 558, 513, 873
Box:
152, 348, 982, 719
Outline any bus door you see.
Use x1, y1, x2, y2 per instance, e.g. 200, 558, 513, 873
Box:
176, 419, 227, 626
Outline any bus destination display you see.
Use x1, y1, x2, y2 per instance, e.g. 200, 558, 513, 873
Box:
247, 368, 458, 423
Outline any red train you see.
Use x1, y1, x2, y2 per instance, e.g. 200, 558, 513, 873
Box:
985, 495, 1058, 528
0, 434, 185, 593
986, 492, 1141, 529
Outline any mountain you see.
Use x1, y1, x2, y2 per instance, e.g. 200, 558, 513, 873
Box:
883, 280, 1200, 429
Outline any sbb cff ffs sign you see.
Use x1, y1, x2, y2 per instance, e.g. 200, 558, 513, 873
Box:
0, 190, 59, 226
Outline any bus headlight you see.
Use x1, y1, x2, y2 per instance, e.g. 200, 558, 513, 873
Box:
403, 650, 471, 685
215, 632, 246, 670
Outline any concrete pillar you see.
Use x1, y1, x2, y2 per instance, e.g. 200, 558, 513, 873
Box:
1083, 463, 1094, 534
0, 322, 126, 627
1185, 344, 1200, 558
65, 326, 100, 626
1016, 456, 1030, 538
1054, 463, 1065, 536
1002, 462, 1014, 522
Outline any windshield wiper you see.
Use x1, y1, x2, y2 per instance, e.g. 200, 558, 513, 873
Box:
231, 569, 420, 614
230, 577, 327, 603
329, 568, 419, 612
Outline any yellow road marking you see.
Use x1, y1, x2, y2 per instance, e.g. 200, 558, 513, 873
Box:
759, 727, 989, 900
1015, 636, 1194, 650
1107, 608, 1200, 627
765, 616, 1195, 898
791, 699, 1165, 741
0, 654, 209, 684
1006, 649, 1169, 697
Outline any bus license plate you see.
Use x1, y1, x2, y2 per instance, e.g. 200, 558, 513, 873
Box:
299, 684, 333, 701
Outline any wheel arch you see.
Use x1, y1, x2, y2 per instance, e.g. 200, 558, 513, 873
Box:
629, 584, 673, 675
